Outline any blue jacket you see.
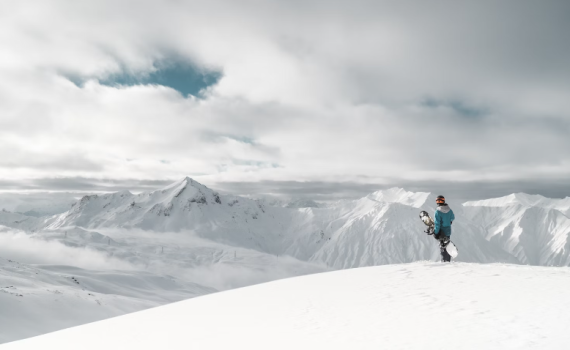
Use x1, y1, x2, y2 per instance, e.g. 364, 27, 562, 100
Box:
434, 204, 455, 236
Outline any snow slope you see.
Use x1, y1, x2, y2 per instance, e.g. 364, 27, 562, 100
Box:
4, 262, 570, 350
0, 256, 213, 343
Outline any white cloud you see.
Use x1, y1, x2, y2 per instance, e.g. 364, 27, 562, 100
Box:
0, 230, 135, 270
0, 0, 569, 192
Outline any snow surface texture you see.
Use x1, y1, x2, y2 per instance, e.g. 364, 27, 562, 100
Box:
1, 177, 570, 343
3, 262, 570, 350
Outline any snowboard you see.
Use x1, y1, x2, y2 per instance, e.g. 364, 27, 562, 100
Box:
419, 211, 458, 258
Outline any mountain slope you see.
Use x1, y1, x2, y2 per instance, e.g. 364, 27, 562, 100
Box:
463, 198, 570, 265
0, 256, 214, 344
4, 263, 570, 350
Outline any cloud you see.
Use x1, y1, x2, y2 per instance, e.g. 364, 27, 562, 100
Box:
421, 98, 488, 118
92, 228, 326, 291
213, 178, 570, 204
0, 230, 135, 270
0, 0, 569, 195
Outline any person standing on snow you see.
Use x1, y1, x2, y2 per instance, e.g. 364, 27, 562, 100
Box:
434, 195, 455, 262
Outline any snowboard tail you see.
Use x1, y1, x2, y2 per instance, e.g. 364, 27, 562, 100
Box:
446, 241, 458, 258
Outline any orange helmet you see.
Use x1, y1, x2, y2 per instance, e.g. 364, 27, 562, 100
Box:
436, 195, 445, 205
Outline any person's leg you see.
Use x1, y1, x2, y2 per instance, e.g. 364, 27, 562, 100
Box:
439, 237, 451, 262
441, 247, 451, 262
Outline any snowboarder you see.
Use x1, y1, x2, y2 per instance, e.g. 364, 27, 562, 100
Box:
433, 195, 455, 262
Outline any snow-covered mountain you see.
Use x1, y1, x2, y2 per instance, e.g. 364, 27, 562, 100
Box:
1, 177, 570, 343
4, 262, 570, 350
3, 178, 568, 268
463, 193, 570, 265
465, 193, 570, 216
6, 179, 520, 267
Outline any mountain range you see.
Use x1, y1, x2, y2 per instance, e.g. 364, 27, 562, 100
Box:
1, 177, 570, 342
2, 176, 570, 267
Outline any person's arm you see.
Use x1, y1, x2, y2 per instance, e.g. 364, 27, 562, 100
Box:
451, 210, 455, 224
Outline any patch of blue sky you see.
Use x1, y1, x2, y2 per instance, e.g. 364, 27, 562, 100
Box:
99, 60, 222, 98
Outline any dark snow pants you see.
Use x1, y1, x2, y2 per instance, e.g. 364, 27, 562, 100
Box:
435, 234, 451, 262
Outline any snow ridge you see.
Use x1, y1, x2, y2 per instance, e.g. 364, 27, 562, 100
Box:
465, 193, 570, 215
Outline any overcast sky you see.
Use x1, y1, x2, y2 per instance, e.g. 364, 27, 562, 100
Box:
1, 0, 569, 203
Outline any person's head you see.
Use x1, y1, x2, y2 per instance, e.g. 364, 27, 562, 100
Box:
436, 195, 446, 206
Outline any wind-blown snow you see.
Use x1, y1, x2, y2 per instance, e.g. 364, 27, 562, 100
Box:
3, 262, 570, 350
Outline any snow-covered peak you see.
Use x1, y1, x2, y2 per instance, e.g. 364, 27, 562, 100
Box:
464, 193, 570, 213
366, 187, 430, 208
159, 176, 198, 192
118, 176, 223, 213
152, 176, 220, 205
158, 177, 210, 196
43, 177, 226, 230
